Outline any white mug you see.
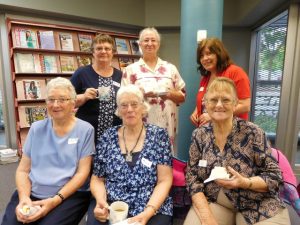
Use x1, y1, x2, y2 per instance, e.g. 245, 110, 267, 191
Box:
109, 201, 129, 224
97, 86, 111, 101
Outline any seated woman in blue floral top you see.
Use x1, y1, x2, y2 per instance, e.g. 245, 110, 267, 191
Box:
87, 84, 173, 225
184, 77, 290, 225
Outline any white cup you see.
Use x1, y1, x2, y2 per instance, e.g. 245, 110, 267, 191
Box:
109, 201, 129, 224
97, 86, 111, 101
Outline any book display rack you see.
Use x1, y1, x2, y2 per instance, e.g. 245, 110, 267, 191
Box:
7, 18, 140, 147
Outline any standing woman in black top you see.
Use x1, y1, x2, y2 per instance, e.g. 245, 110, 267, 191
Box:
71, 34, 122, 143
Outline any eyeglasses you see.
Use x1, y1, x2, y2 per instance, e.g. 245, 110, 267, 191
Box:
94, 47, 112, 52
46, 98, 71, 104
119, 102, 140, 110
206, 97, 233, 106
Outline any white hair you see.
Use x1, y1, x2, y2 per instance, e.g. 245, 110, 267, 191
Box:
46, 77, 76, 100
115, 84, 150, 117
139, 27, 161, 43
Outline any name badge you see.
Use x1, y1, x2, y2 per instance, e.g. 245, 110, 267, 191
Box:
68, 138, 78, 144
112, 81, 120, 87
198, 159, 207, 167
141, 157, 152, 168
199, 87, 204, 92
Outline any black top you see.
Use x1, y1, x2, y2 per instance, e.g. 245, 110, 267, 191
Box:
70, 65, 122, 143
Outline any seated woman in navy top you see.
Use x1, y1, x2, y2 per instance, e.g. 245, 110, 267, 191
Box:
1, 77, 95, 225
87, 84, 173, 225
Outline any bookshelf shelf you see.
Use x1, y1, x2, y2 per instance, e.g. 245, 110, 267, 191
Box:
7, 18, 139, 148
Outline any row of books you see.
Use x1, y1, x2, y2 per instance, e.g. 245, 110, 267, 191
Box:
14, 53, 92, 74
13, 27, 141, 55
14, 53, 137, 74
0, 148, 19, 164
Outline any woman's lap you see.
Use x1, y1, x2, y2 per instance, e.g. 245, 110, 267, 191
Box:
1, 190, 90, 225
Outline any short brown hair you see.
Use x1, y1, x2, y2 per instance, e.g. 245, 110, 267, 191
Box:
197, 38, 233, 76
91, 33, 115, 52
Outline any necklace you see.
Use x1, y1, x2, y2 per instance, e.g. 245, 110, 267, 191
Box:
123, 124, 144, 162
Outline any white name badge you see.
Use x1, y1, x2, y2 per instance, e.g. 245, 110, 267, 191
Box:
141, 157, 152, 168
112, 81, 120, 87
198, 159, 207, 167
68, 138, 78, 144
199, 87, 204, 92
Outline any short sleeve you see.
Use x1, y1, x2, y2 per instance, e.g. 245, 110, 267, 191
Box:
79, 124, 95, 158
156, 128, 172, 166
23, 124, 35, 158
93, 131, 110, 177
171, 64, 185, 92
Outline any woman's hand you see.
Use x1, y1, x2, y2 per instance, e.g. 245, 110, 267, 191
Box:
127, 208, 153, 225
15, 196, 33, 223
198, 113, 211, 126
84, 88, 98, 100
190, 108, 199, 126
94, 201, 109, 223
16, 197, 58, 223
215, 166, 248, 189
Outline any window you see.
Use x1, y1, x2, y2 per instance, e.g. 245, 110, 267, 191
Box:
251, 11, 288, 144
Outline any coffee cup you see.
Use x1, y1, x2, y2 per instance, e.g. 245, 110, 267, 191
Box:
97, 86, 111, 101
109, 201, 129, 224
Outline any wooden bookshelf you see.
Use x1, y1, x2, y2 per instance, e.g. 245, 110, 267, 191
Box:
7, 18, 140, 147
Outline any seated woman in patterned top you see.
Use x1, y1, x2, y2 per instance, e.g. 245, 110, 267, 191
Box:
184, 77, 290, 225
87, 84, 173, 225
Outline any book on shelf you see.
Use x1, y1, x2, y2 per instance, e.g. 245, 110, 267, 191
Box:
118, 57, 134, 71
111, 57, 120, 70
129, 39, 141, 55
38, 30, 56, 50
78, 34, 93, 52
14, 53, 42, 73
18, 105, 47, 128
14, 28, 39, 49
40, 55, 59, 73
115, 38, 131, 54
60, 55, 77, 73
77, 55, 92, 67
59, 33, 74, 51
16, 79, 47, 100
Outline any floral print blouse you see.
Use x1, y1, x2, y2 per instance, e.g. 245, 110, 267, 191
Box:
93, 124, 173, 216
186, 118, 286, 225
122, 58, 186, 153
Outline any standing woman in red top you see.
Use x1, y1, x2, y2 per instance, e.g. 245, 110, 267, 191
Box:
190, 37, 251, 126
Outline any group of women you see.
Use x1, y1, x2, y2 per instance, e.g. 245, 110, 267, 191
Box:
1, 27, 291, 225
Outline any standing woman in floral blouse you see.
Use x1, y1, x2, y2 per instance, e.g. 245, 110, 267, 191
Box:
184, 77, 290, 225
87, 85, 173, 225
122, 27, 186, 153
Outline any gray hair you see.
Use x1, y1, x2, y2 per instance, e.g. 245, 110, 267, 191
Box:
115, 84, 150, 117
139, 27, 161, 43
46, 77, 76, 100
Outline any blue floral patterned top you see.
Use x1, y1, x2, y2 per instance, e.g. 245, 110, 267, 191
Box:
93, 124, 173, 216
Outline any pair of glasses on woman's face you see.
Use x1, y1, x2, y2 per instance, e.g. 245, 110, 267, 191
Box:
46, 98, 71, 104
206, 97, 233, 106
119, 102, 141, 110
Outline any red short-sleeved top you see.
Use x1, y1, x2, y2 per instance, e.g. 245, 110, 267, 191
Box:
196, 64, 251, 120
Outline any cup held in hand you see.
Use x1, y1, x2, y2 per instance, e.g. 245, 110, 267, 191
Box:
109, 201, 129, 224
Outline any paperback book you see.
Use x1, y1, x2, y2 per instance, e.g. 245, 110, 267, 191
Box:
60, 55, 77, 73
40, 55, 59, 73
18, 105, 47, 128
129, 39, 141, 55
118, 57, 133, 71
77, 55, 92, 67
38, 30, 56, 50
115, 38, 130, 54
16, 79, 46, 100
59, 33, 74, 51
14, 53, 37, 73
14, 28, 38, 48
78, 34, 93, 52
